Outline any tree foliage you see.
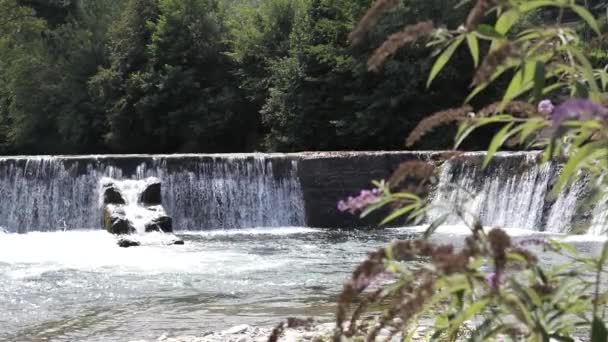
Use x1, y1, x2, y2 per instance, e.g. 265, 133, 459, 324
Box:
0, 0, 604, 154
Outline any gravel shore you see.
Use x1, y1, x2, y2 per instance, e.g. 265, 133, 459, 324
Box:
129, 320, 435, 342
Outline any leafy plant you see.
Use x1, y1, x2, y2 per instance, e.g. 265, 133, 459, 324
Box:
325, 0, 608, 341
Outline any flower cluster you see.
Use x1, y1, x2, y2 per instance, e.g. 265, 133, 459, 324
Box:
537, 99, 555, 116
553, 98, 608, 124
538, 98, 608, 126
337, 188, 383, 214
485, 272, 500, 290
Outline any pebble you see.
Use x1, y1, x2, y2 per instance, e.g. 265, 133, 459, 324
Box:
235, 335, 250, 342
134, 319, 482, 342
223, 324, 251, 335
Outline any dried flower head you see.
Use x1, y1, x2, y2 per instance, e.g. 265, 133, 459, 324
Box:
388, 160, 435, 188
349, 0, 399, 45
466, 0, 494, 32
268, 317, 315, 341
478, 101, 537, 118
532, 283, 555, 296
472, 42, 519, 86
368, 21, 435, 72
488, 228, 511, 257
406, 105, 473, 147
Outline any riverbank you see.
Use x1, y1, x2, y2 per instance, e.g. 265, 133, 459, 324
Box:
130, 319, 439, 342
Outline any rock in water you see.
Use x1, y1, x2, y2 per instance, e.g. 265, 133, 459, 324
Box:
223, 324, 251, 335
144, 216, 173, 233
103, 206, 136, 234
139, 179, 161, 205
117, 237, 140, 248
100, 177, 174, 238
102, 182, 125, 205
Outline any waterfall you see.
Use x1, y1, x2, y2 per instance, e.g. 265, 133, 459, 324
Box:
429, 151, 588, 234
103, 177, 165, 234
0, 151, 605, 234
430, 152, 553, 230
545, 178, 587, 234
0, 155, 305, 233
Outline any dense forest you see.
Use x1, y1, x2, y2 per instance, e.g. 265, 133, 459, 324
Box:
0, 0, 605, 154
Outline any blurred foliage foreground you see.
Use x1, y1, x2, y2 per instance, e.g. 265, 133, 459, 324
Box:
270, 1, 608, 341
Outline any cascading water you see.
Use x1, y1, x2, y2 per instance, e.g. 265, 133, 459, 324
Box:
133, 156, 304, 229
101, 177, 165, 234
428, 151, 596, 235
545, 178, 587, 233
429, 152, 553, 230
0, 151, 605, 235
0, 155, 305, 233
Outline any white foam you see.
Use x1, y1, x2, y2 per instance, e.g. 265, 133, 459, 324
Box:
101, 177, 166, 233
390, 224, 608, 244
180, 227, 322, 236
390, 224, 555, 236
0, 230, 284, 276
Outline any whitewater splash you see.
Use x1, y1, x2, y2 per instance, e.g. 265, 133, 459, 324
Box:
429, 153, 551, 230
100, 177, 170, 234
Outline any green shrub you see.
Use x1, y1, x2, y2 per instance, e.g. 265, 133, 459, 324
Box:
327, 0, 608, 341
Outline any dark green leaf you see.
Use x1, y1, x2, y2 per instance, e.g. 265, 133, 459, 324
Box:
483, 122, 517, 168
427, 36, 464, 88
532, 61, 545, 102
424, 214, 449, 239
591, 316, 607, 342
476, 25, 503, 39
467, 33, 480, 67
571, 5, 601, 36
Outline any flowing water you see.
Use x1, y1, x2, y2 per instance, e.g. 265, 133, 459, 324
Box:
1, 152, 608, 341
0, 155, 304, 233
0, 228, 419, 341
0, 227, 605, 341
0, 152, 607, 235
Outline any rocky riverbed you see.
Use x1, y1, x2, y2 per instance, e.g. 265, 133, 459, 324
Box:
129, 320, 435, 342
129, 323, 333, 342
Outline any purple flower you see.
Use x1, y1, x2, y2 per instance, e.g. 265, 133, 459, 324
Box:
486, 272, 500, 290
551, 99, 608, 127
337, 187, 383, 215
537, 99, 555, 116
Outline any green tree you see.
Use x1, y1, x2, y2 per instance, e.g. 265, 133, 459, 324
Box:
17, 0, 77, 27
91, 0, 249, 153
227, 0, 305, 148
0, 0, 122, 153
260, 0, 474, 152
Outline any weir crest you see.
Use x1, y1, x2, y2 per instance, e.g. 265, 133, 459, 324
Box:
0, 152, 605, 235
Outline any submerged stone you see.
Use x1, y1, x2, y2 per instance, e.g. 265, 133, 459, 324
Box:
117, 237, 140, 248
102, 183, 125, 205
104, 207, 136, 235
100, 177, 173, 236
144, 216, 173, 233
